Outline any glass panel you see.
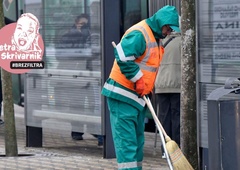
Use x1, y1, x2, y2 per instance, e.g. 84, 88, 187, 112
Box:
198, 0, 240, 84
3, 0, 17, 21
198, 0, 240, 148
121, 0, 148, 34
211, 1, 240, 83
24, 0, 102, 135
148, 0, 181, 17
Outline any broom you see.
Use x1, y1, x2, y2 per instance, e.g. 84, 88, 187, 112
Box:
143, 96, 194, 170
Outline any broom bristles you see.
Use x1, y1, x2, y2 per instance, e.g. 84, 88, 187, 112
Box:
166, 140, 194, 170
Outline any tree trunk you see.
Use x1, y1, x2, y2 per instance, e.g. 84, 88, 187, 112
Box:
181, 0, 198, 169
0, 0, 18, 157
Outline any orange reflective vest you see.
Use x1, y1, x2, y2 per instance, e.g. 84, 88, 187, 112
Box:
110, 20, 164, 95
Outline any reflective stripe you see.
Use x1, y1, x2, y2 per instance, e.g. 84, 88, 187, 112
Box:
116, 43, 135, 62
132, 25, 158, 65
159, 39, 163, 46
136, 62, 158, 72
139, 42, 158, 66
130, 25, 158, 67
130, 24, 159, 72
132, 25, 150, 43
118, 161, 138, 169
132, 28, 158, 48
141, 42, 158, 65
118, 161, 143, 169
103, 83, 145, 107
138, 26, 151, 64
148, 42, 158, 48
130, 70, 143, 82
131, 25, 150, 64
142, 42, 158, 63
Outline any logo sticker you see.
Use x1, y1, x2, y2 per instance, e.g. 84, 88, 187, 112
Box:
0, 13, 44, 74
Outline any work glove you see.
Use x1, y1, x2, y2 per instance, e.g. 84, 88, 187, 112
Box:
135, 77, 145, 97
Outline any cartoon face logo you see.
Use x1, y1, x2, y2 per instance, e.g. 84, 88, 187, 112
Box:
12, 13, 41, 53
0, 12, 44, 74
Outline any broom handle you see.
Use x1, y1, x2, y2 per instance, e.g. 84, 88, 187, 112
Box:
156, 115, 174, 170
112, 41, 117, 48
143, 96, 170, 139
144, 96, 174, 170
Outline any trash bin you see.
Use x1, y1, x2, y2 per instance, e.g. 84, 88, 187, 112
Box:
207, 77, 240, 170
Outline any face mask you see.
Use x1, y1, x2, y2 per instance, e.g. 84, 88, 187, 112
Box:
81, 24, 88, 29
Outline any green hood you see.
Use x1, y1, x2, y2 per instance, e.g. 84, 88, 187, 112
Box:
146, 5, 180, 39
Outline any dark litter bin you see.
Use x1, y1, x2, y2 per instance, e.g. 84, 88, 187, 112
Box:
207, 77, 240, 170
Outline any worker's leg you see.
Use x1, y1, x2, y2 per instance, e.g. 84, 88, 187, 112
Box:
107, 97, 142, 170
136, 106, 146, 166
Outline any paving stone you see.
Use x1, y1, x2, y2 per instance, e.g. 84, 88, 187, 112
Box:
0, 105, 169, 170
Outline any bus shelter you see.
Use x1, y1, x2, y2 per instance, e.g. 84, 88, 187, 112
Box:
23, 0, 148, 159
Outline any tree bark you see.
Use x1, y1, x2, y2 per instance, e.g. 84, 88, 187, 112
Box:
0, 0, 18, 157
181, 0, 198, 169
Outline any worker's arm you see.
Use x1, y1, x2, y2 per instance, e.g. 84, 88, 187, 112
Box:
114, 30, 146, 83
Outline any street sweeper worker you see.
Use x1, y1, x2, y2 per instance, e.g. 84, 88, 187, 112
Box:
101, 5, 180, 170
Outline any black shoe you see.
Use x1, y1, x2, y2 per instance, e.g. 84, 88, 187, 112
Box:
0, 119, 4, 126
98, 141, 103, 148
71, 132, 83, 140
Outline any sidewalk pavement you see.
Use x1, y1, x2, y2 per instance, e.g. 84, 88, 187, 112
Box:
0, 105, 169, 170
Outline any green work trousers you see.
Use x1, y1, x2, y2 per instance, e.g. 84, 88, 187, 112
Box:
107, 97, 146, 170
